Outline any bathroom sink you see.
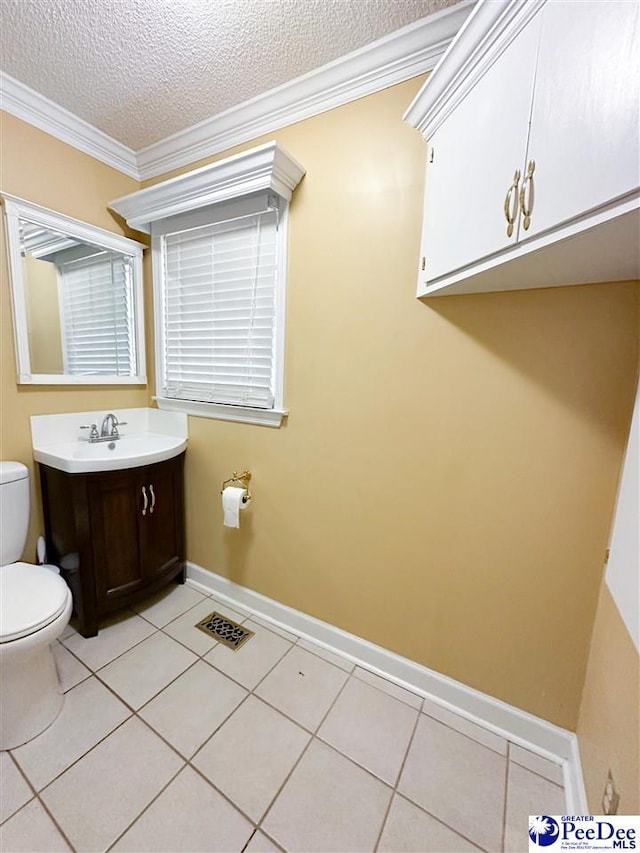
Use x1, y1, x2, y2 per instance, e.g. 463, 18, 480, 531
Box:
32, 433, 187, 474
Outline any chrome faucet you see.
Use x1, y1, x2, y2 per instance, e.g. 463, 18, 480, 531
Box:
100, 413, 120, 438
80, 413, 127, 443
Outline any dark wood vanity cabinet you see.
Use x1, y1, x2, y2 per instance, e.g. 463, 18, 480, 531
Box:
39, 453, 185, 637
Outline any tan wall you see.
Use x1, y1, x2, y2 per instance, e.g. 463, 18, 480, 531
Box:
577, 583, 640, 813
0, 111, 149, 560
1, 77, 637, 731
23, 254, 64, 374
146, 78, 639, 730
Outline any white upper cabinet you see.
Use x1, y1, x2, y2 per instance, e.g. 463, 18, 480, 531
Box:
405, 0, 640, 297
524, 0, 640, 238
420, 13, 541, 281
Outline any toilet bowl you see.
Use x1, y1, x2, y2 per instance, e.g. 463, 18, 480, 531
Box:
0, 462, 72, 750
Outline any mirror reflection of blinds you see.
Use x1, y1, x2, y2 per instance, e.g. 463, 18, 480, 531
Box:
161, 210, 278, 409
59, 253, 135, 376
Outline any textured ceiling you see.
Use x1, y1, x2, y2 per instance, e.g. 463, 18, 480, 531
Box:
0, 0, 458, 150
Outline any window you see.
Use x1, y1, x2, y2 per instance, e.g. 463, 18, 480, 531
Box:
152, 194, 287, 425
109, 140, 305, 426
58, 249, 135, 376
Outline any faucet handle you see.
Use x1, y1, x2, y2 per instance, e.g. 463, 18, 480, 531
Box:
80, 424, 99, 441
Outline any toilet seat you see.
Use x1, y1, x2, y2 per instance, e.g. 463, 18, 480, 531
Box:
0, 563, 70, 643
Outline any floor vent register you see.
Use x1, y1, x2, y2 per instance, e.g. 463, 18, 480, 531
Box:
195, 611, 254, 650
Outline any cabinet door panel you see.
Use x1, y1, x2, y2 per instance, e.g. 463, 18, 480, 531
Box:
420, 12, 542, 286
89, 472, 144, 602
141, 458, 184, 580
524, 0, 640, 238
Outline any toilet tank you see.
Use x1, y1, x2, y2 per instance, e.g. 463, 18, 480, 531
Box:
0, 462, 30, 566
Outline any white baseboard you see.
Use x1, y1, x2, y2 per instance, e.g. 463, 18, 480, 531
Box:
565, 735, 589, 816
186, 561, 588, 814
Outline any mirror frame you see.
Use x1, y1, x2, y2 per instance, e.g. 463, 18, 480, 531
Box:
1, 193, 147, 385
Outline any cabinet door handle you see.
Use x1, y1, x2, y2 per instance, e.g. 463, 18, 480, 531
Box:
141, 485, 148, 516
149, 484, 155, 514
519, 160, 535, 230
503, 169, 521, 237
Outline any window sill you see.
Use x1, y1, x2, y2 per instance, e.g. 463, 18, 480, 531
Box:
154, 396, 287, 427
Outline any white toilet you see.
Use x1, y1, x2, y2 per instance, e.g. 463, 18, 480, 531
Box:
0, 462, 72, 750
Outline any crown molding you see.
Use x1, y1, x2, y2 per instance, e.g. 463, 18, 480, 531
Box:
0, 72, 140, 180
1, 2, 473, 183
136, 0, 475, 180
404, 0, 545, 139
109, 141, 305, 233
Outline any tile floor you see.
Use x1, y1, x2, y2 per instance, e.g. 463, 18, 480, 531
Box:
0, 583, 566, 852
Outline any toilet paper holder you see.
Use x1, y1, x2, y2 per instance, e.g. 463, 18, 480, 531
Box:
220, 470, 252, 503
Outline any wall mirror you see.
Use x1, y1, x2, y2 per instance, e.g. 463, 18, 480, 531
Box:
2, 193, 147, 384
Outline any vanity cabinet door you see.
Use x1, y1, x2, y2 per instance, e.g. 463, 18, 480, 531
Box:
89, 456, 185, 604
88, 469, 145, 605
40, 453, 186, 637
139, 455, 185, 582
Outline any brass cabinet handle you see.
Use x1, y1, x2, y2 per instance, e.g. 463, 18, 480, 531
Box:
149, 484, 155, 514
503, 169, 521, 237
141, 485, 148, 516
519, 160, 536, 230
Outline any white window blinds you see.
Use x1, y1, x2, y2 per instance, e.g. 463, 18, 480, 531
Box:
59, 251, 135, 376
159, 208, 279, 409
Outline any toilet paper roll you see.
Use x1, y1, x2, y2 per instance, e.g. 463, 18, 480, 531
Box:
222, 486, 250, 528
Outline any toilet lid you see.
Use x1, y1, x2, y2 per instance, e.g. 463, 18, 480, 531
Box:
0, 563, 70, 643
